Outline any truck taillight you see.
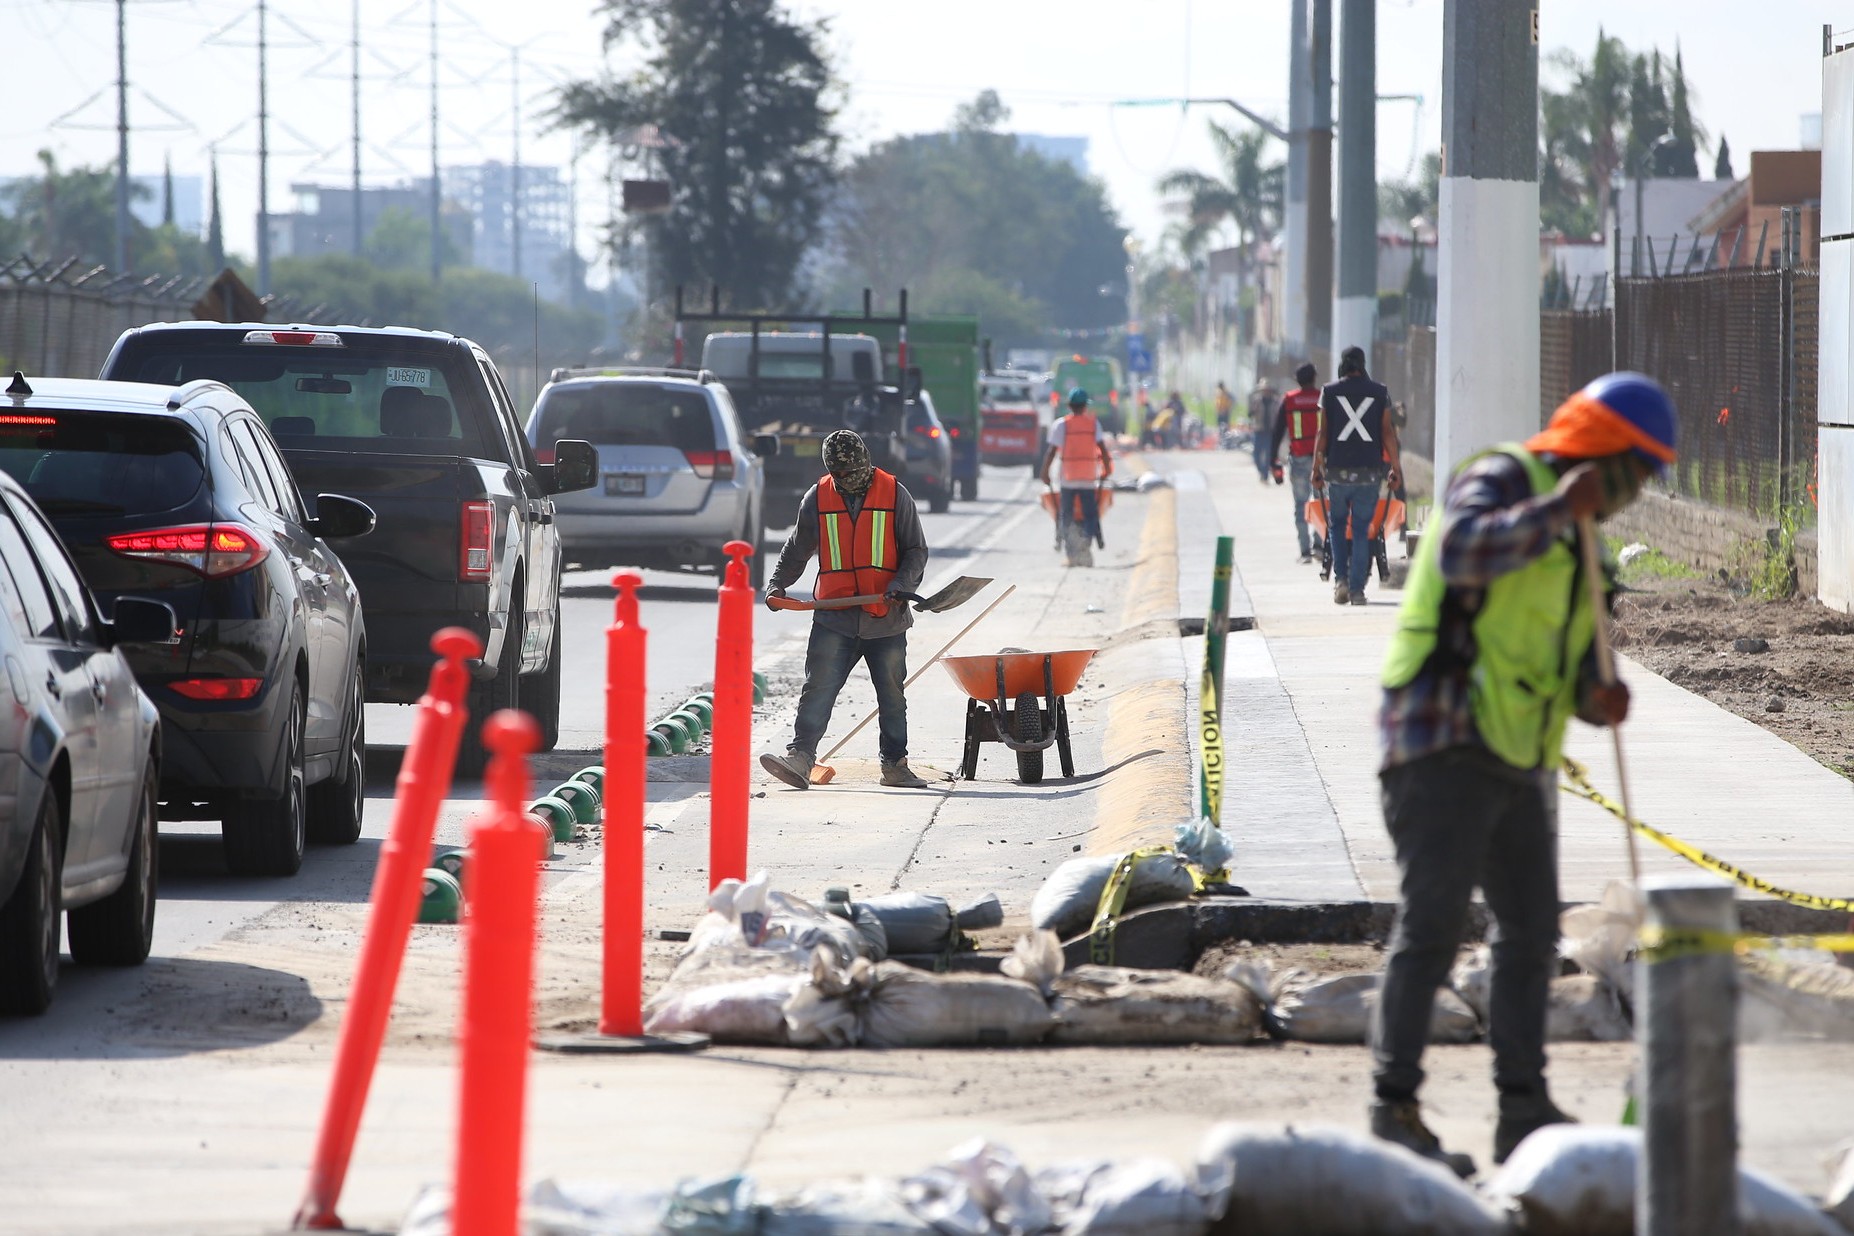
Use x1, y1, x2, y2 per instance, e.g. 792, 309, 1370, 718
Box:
685, 451, 735, 481
460, 501, 495, 580
106, 523, 269, 578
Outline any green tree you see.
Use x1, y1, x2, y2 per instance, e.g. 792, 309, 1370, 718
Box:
1155, 119, 1284, 258
555, 0, 838, 310
1661, 48, 1706, 178
207, 154, 225, 271
1625, 53, 1669, 173
2, 149, 152, 268
822, 91, 1127, 338
1715, 133, 1734, 180
364, 206, 463, 272
1542, 29, 1630, 229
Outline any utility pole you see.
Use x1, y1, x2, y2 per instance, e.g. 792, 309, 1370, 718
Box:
511, 48, 523, 280
1434, 0, 1540, 477
257, 0, 271, 296
1283, 0, 1310, 359
1333, 0, 1376, 372
1306, 0, 1334, 360
115, 0, 129, 272
429, 0, 441, 286
351, 0, 362, 257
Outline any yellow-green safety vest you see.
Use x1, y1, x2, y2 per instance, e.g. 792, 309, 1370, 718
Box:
1381, 444, 1598, 771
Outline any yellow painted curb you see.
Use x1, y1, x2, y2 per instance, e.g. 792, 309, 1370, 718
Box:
1088, 484, 1194, 855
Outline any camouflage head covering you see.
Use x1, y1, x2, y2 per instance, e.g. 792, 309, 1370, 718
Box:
822, 429, 874, 496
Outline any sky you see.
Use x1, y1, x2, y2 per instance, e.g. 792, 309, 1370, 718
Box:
4, 0, 1850, 285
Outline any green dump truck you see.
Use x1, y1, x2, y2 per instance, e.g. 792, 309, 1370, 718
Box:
855, 314, 983, 502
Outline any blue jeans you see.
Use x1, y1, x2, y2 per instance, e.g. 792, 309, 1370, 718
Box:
1056, 487, 1102, 546
1327, 480, 1379, 594
792, 625, 909, 764
1289, 456, 1314, 557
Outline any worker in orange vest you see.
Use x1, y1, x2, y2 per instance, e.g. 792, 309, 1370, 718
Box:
1039, 387, 1113, 566
1271, 362, 1324, 562
761, 430, 932, 791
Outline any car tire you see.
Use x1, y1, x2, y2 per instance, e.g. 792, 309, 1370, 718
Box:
0, 789, 62, 1015
68, 758, 158, 966
525, 618, 562, 754
308, 662, 367, 845
457, 601, 521, 779
928, 485, 951, 515
223, 681, 307, 877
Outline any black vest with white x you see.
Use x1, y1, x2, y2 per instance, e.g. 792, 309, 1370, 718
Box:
1320, 373, 1392, 472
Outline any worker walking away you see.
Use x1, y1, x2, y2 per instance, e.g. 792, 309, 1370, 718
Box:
1214, 380, 1235, 448
1040, 388, 1112, 567
1312, 346, 1401, 605
1247, 376, 1280, 482
760, 430, 932, 791
1270, 362, 1323, 562
1369, 372, 1678, 1177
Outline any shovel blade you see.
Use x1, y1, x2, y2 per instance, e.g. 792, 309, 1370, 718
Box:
912, 576, 991, 612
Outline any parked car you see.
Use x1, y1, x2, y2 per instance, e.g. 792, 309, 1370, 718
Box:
902, 391, 953, 513
0, 374, 375, 878
99, 324, 596, 771
528, 369, 775, 588
0, 449, 172, 1015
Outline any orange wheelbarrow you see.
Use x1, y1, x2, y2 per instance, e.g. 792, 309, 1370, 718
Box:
942, 648, 1096, 783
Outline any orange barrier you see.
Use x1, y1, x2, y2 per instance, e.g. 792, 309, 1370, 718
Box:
454, 711, 544, 1236
294, 628, 481, 1231
1039, 487, 1113, 521
601, 573, 647, 1037
1305, 494, 1406, 541
710, 540, 754, 889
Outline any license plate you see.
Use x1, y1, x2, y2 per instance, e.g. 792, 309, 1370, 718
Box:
605, 474, 646, 496
791, 439, 821, 457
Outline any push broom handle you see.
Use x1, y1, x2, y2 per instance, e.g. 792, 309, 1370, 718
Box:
814, 584, 1018, 766
1578, 515, 1643, 884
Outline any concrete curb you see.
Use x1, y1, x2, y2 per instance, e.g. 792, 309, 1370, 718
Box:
1086, 484, 1197, 856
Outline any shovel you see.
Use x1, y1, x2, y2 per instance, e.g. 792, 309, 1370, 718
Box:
766, 576, 992, 614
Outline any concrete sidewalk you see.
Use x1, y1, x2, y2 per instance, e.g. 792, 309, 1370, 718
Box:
1159, 447, 1854, 905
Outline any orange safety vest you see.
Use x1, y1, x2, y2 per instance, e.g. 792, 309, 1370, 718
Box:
815, 469, 900, 616
1059, 411, 1103, 485
1282, 388, 1322, 457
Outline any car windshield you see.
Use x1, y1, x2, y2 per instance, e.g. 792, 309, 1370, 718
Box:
0, 412, 203, 516
532, 384, 716, 452
112, 342, 492, 458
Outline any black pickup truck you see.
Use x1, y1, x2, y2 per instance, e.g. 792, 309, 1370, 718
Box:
101, 324, 597, 773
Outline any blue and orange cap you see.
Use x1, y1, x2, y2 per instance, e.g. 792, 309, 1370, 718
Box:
1527, 371, 1678, 473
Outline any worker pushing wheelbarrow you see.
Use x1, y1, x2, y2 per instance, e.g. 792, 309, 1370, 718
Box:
1307, 478, 1407, 588
1039, 387, 1115, 567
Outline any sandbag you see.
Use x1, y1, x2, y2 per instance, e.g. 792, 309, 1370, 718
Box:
1030, 853, 1196, 939
859, 892, 957, 955
1048, 966, 1264, 1045
904, 1138, 1051, 1236
1000, 930, 1066, 996
1234, 967, 1479, 1044
861, 962, 1055, 1048
1485, 1125, 1842, 1236
690, 872, 874, 968
1195, 1122, 1508, 1236
1740, 952, 1854, 1042
1559, 881, 1641, 1000
1035, 1158, 1210, 1236
762, 1179, 942, 1236
642, 969, 807, 1044
1823, 1142, 1854, 1233
1545, 973, 1632, 1042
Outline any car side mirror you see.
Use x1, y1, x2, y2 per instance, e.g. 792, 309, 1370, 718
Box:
307, 493, 378, 539
751, 433, 779, 459
547, 439, 599, 494
904, 366, 923, 401
108, 596, 178, 646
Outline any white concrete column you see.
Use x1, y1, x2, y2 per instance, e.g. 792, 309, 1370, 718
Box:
1817, 33, 1854, 609
1332, 0, 1376, 375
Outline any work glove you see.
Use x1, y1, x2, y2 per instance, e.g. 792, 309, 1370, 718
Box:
764, 587, 786, 612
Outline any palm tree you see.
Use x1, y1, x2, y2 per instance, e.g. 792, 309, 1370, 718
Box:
1156, 119, 1284, 259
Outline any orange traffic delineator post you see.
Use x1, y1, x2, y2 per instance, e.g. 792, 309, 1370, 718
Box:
536, 574, 706, 1056
294, 628, 481, 1232
709, 539, 754, 890
454, 711, 544, 1236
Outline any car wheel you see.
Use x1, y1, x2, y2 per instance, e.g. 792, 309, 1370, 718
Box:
68, 759, 158, 966
223, 681, 307, 877
525, 618, 562, 754
0, 790, 63, 1014
457, 601, 521, 779
308, 662, 367, 845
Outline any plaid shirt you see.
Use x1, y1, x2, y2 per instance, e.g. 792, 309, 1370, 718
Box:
1379, 451, 1595, 773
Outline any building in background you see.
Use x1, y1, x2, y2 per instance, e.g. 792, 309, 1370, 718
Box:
274, 179, 474, 266
443, 161, 575, 302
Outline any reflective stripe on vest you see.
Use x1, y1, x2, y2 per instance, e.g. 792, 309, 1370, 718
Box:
1059, 412, 1101, 485
1381, 444, 1597, 770
1282, 390, 1321, 456
816, 469, 900, 617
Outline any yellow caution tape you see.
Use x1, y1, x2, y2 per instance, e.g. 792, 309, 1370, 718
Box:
1560, 757, 1854, 914
1200, 664, 1224, 824
1637, 926, 1854, 964
1087, 845, 1231, 965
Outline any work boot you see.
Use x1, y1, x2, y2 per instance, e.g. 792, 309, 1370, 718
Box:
1350, 593, 1369, 606
880, 760, 930, 789
1493, 1090, 1576, 1165
759, 748, 813, 791
1333, 580, 1350, 605
1369, 1100, 1477, 1179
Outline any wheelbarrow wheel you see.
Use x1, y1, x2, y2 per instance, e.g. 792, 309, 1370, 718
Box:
960, 699, 982, 781
1013, 692, 1044, 783
1055, 698, 1074, 779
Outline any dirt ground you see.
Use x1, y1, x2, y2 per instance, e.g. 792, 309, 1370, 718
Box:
1610, 560, 1854, 781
